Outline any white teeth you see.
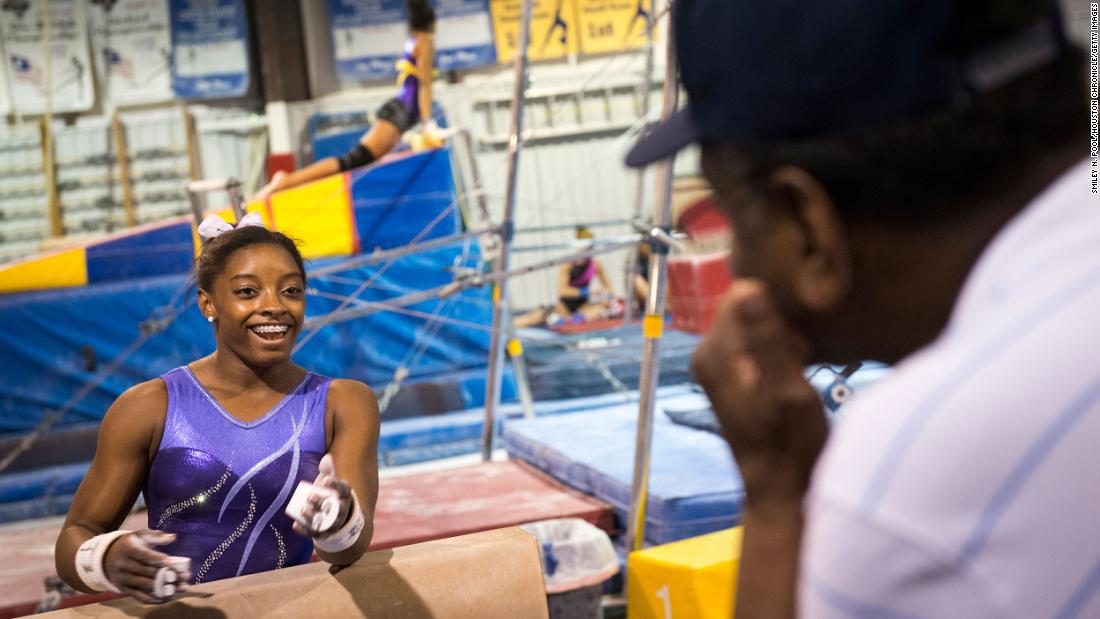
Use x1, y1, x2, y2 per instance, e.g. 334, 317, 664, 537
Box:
251, 324, 288, 334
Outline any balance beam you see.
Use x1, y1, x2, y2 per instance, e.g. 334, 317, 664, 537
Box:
40, 527, 548, 618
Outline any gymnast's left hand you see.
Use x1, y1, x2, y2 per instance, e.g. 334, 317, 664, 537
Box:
291, 455, 354, 538
421, 120, 444, 149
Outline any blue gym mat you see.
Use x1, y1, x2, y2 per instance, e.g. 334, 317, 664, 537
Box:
502, 385, 743, 546
519, 326, 699, 401
377, 386, 678, 467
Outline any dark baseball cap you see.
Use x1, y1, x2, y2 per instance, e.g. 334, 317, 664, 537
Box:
626, 0, 1067, 168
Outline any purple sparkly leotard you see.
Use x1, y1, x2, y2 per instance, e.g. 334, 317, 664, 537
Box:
144, 367, 330, 584
396, 37, 420, 121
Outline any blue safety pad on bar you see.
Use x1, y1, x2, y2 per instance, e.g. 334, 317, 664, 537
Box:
85, 221, 195, 285
349, 149, 462, 252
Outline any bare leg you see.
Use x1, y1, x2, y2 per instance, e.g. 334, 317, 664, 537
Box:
579, 302, 609, 321
513, 307, 551, 328
361, 120, 403, 160
633, 274, 649, 312
253, 120, 404, 201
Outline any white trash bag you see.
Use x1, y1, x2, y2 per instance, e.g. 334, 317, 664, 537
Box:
520, 518, 620, 594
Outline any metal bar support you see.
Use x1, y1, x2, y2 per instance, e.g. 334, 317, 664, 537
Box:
482, 0, 534, 461
622, 0, 660, 324
626, 0, 679, 553
186, 178, 246, 224
295, 235, 647, 335
310, 229, 493, 278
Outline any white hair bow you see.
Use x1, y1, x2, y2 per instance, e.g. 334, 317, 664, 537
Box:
197, 212, 266, 240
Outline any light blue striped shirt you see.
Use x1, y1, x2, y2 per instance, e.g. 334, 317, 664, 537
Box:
801, 160, 1100, 618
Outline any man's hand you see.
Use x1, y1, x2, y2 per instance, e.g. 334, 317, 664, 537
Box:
692, 280, 827, 508
693, 280, 828, 619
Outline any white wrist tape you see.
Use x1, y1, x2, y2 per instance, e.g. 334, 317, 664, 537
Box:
75, 530, 130, 593
313, 490, 365, 554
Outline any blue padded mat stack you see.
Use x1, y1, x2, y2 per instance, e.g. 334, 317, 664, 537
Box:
502, 384, 744, 546
661, 362, 894, 434
378, 387, 667, 467
519, 326, 699, 402
0, 462, 88, 522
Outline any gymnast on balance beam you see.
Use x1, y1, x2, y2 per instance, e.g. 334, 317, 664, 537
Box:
255, 0, 440, 202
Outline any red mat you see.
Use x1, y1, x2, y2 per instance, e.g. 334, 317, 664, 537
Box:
552, 318, 634, 334
0, 512, 142, 618
369, 460, 614, 550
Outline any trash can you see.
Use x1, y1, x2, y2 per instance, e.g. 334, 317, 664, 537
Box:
521, 518, 620, 619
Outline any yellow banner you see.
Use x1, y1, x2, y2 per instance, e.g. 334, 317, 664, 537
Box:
490, 0, 580, 63
576, 0, 653, 55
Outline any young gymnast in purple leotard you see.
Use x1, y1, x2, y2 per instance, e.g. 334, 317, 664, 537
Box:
254, 0, 438, 202
55, 218, 379, 603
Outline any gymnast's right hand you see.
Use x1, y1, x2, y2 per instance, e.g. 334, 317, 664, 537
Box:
102, 529, 188, 604
291, 454, 355, 539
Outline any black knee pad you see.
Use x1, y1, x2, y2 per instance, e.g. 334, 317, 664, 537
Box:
337, 143, 377, 171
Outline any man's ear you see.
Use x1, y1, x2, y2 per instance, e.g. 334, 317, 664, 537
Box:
768, 166, 852, 313
197, 288, 216, 322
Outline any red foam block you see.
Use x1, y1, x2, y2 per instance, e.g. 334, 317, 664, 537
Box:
265, 152, 297, 182
667, 250, 733, 335
677, 194, 729, 239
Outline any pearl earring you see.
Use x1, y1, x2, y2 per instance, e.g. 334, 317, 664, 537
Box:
207, 316, 215, 323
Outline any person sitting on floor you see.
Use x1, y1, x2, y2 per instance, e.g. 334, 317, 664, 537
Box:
555, 227, 614, 324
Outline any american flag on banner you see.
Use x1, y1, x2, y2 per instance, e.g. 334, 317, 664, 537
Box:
10, 55, 41, 87
103, 47, 132, 80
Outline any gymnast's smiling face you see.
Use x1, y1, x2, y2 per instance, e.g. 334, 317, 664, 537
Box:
199, 243, 306, 369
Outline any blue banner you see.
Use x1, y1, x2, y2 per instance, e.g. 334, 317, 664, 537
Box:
434, 0, 497, 71
329, 0, 407, 80
169, 0, 251, 99
328, 0, 496, 81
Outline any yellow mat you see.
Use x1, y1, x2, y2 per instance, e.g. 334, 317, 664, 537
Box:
627, 527, 742, 618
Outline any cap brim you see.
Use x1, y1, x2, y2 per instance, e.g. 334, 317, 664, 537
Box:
625, 106, 700, 168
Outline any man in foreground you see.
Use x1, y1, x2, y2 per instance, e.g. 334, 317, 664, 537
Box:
628, 0, 1094, 616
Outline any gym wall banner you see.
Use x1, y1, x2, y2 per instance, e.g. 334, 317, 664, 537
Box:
434, 0, 497, 71
0, 0, 96, 114
169, 0, 251, 99
489, 0, 579, 64
89, 0, 174, 106
575, 0, 652, 55
328, 0, 407, 81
